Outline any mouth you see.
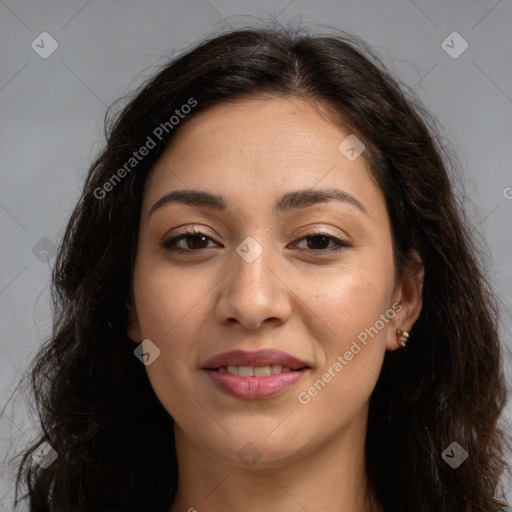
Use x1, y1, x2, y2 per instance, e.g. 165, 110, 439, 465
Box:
204, 366, 311, 400
201, 349, 312, 399
201, 348, 311, 373
207, 364, 311, 377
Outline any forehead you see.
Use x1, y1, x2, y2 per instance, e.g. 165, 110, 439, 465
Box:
159, 96, 356, 168
141, 97, 386, 224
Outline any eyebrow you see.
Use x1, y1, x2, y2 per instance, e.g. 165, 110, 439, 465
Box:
148, 187, 368, 218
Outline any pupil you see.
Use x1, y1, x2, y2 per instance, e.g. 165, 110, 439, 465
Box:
188, 234, 208, 249
308, 235, 328, 249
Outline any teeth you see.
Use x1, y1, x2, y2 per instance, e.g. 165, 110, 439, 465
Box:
226, 365, 238, 376
254, 366, 270, 377
238, 366, 253, 377
220, 364, 295, 376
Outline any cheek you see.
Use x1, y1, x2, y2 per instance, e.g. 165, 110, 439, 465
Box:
131, 261, 212, 417
295, 260, 393, 405
133, 257, 208, 333
303, 258, 394, 345
131, 259, 213, 376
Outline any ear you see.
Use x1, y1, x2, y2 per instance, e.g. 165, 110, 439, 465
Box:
386, 249, 424, 351
126, 302, 142, 343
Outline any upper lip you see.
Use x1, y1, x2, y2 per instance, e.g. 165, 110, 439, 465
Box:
202, 349, 311, 370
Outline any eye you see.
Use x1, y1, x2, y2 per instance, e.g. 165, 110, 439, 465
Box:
292, 231, 350, 253
161, 228, 350, 255
162, 227, 219, 253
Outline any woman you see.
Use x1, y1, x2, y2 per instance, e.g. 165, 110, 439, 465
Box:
11, 23, 511, 511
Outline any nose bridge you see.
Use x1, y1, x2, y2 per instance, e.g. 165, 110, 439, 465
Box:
216, 234, 291, 329
232, 235, 277, 306
235, 237, 272, 294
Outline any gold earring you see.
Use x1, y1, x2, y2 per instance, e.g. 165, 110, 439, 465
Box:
396, 329, 409, 347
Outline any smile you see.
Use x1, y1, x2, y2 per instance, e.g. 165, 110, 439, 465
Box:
204, 367, 310, 400
215, 364, 307, 376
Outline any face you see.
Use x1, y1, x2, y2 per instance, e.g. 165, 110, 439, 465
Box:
128, 97, 422, 468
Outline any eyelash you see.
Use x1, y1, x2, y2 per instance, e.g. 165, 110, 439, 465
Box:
161, 227, 350, 255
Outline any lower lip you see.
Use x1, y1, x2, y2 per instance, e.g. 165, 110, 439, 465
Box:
204, 369, 309, 400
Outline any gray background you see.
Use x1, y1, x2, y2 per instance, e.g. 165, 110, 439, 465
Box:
1, 0, 511, 509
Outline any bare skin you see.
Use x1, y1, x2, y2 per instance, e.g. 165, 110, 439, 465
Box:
127, 97, 423, 511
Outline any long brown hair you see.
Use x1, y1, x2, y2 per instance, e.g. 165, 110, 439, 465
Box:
9, 22, 511, 511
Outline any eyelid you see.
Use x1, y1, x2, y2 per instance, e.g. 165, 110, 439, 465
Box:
161, 225, 351, 254
161, 226, 217, 250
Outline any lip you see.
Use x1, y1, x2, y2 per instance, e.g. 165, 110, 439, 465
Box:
204, 368, 309, 400
201, 349, 311, 401
201, 349, 310, 370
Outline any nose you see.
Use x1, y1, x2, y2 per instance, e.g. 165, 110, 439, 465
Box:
214, 242, 293, 331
